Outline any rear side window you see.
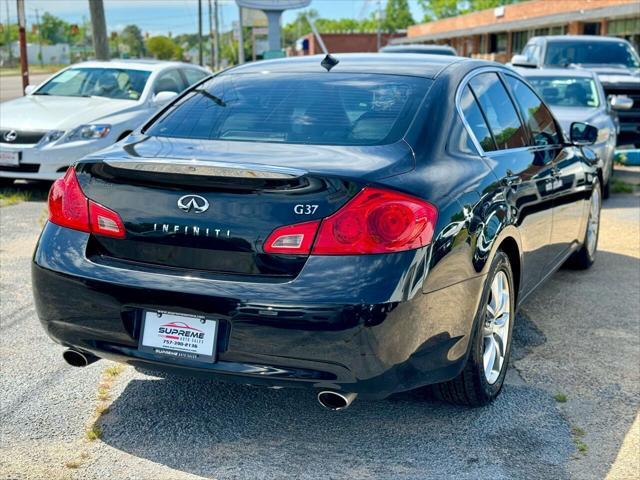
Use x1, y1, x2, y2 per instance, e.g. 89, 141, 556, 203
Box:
469, 73, 528, 151
459, 86, 495, 152
146, 73, 431, 146
154, 69, 186, 94
183, 68, 208, 86
504, 75, 561, 147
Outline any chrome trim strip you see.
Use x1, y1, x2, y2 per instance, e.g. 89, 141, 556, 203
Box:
103, 158, 306, 179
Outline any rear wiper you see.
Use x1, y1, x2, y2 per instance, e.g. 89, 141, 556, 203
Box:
194, 89, 226, 107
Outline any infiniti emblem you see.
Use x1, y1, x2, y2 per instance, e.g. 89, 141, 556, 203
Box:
3, 130, 17, 142
177, 194, 209, 213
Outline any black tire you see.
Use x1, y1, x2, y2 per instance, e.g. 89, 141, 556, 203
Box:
565, 179, 601, 270
0, 178, 15, 188
433, 251, 515, 406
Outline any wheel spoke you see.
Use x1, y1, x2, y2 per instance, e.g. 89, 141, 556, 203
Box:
483, 336, 496, 375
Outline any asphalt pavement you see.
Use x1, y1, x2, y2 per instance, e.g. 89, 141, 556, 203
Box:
0, 185, 638, 480
0, 74, 51, 102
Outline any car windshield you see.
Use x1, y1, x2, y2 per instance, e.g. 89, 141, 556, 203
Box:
527, 77, 600, 108
544, 40, 640, 68
34, 67, 151, 100
146, 72, 430, 146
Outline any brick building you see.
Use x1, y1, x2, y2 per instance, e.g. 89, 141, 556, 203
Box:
391, 0, 639, 62
294, 32, 404, 56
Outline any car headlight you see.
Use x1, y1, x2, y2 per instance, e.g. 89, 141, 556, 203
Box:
64, 124, 111, 142
37, 130, 65, 146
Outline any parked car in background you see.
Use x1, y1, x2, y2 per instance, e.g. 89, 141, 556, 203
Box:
520, 68, 618, 197
33, 54, 603, 411
380, 44, 457, 55
0, 60, 210, 185
511, 35, 640, 147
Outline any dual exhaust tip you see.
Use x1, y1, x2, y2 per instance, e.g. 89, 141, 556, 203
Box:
62, 349, 99, 368
62, 350, 357, 410
317, 390, 357, 411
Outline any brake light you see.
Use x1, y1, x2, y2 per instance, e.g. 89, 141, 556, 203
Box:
263, 187, 437, 256
48, 168, 90, 232
264, 220, 320, 255
48, 168, 126, 239
312, 187, 437, 254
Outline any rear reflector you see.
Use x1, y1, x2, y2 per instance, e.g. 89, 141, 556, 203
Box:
264, 220, 320, 255
48, 168, 126, 239
263, 187, 438, 256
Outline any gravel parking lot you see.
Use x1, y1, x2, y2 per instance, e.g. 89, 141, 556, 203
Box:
0, 183, 638, 480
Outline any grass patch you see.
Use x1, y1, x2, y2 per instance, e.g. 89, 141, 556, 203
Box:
0, 64, 66, 76
553, 393, 568, 403
572, 426, 587, 455
85, 424, 102, 441
104, 364, 124, 378
611, 179, 634, 194
0, 188, 32, 207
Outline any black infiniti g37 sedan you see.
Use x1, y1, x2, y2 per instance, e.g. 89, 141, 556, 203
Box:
32, 54, 602, 410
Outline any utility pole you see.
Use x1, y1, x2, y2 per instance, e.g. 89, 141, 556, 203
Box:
88, 0, 109, 60
214, 0, 220, 70
16, 0, 28, 92
237, 4, 244, 64
208, 0, 214, 70
5, 0, 13, 65
198, 0, 203, 66
35, 8, 43, 67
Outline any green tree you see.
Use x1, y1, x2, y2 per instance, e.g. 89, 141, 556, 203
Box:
121, 25, 145, 57
146, 35, 181, 60
39, 12, 69, 44
383, 0, 414, 33
418, 0, 524, 21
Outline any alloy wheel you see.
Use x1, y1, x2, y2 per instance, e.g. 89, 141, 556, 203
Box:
483, 270, 510, 384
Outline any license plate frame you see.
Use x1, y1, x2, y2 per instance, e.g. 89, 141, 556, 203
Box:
139, 310, 218, 363
0, 150, 20, 167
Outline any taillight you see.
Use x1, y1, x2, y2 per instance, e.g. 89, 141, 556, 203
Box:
263, 187, 438, 256
48, 168, 126, 239
312, 187, 437, 254
264, 220, 320, 255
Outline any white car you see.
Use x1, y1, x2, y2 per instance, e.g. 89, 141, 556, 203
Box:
0, 60, 209, 184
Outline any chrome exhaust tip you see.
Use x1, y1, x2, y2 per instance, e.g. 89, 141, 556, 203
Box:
317, 390, 357, 411
62, 349, 99, 367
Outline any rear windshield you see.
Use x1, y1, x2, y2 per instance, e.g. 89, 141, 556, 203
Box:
527, 77, 600, 108
146, 73, 431, 146
544, 40, 640, 68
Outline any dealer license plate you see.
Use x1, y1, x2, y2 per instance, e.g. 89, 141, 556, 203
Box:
140, 310, 218, 363
0, 150, 20, 166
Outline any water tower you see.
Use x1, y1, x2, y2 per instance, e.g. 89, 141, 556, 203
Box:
236, 0, 311, 56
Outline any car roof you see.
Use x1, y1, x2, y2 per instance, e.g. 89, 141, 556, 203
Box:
533, 35, 631, 44
66, 60, 208, 72
227, 53, 467, 79
517, 67, 597, 79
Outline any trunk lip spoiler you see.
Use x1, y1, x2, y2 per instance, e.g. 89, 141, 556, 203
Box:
101, 158, 307, 179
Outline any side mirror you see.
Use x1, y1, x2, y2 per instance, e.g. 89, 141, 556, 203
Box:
570, 122, 598, 146
152, 91, 178, 106
24, 84, 37, 95
510, 54, 536, 68
609, 94, 634, 111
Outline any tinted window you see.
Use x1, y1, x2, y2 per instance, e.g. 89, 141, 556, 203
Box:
147, 73, 430, 146
505, 75, 560, 146
469, 73, 528, 150
522, 43, 540, 63
154, 69, 185, 94
183, 68, 208, 86
526, 76, 600, 108
460, 85, 495, 152
35, 67, 150, 100
544, 40, 640, 68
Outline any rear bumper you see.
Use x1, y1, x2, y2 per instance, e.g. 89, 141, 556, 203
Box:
32, 223, 483, 399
